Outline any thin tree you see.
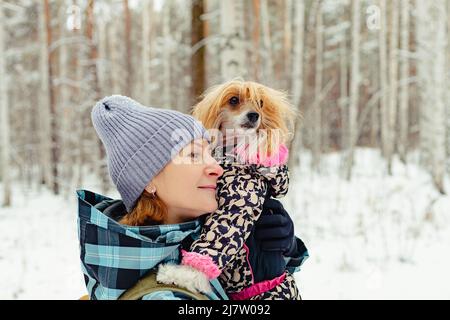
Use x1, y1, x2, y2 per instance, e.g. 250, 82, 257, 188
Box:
86, 0, 109, 193
97, 8, 109, 96
287, 0, 305, 170
123, 0, 132, 97
251, 0, 261, 81
387, 0, 399, 174
416, 0, 447, 194
340, 36, 348, 151
71, 0, 84, 189
141, 0, 153, 105
108, 16, 121, 94
0, 1, 11, 206
312, 4, 323, 171
398, 0, 410, 163
162, 0, 171, 107
43, 0, 59, 194
220, 0, 246, 80
85, 0, 100, 102
283, 0, 293, 89
345, 0, 361, 180
370, 46, 379, 148
37, 0, 52, 190
260, 0, 273, 83
447, 0, 450, 175
191, 0, 206, 104
379, 0, 389, 165
59, 1, 72, 196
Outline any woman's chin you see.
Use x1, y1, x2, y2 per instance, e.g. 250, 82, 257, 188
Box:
202, 203, 218, 214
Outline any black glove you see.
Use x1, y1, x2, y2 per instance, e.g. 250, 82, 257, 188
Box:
254, 198, 297, 256
245, 230, 285, 283
245, 198, 297, 283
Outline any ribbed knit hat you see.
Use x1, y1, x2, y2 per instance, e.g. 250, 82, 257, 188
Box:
91, 95, 209, 213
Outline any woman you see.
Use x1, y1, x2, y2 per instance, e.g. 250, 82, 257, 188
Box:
77, 95, 307, 300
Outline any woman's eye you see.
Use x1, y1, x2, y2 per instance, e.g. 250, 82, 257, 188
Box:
229, 96, 239, 106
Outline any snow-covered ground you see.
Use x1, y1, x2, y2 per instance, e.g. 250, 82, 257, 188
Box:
1, 148, 449, 299
286, 148, 450, 299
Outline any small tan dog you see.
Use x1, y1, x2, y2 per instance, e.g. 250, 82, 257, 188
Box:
184, 80, 303, 300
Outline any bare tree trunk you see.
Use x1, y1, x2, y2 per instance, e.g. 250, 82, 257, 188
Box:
346, 0, 360, 180
69, 0, 84, 189
141, 0, 153, 105
86, 0, 109, 193
0, 2, 11, 206
370, 55, 379, 147
97, 15, 108, 96
38, 0, 53, 190
43, 0, 59, 194
162, 0, 171, 107
287, 0, 305, 170
86, 0, 100, 102
59, 2, 71, 196
191, 0, 206, 104
260, 0, 273, 84
447, 0, 450, 175
283, 0, 293, 89
109, 19, 121, 94
387, 0, 399, 174
123, 0, 132, 97
340, 38, 348, 152
312, 5, 323, 171
252, 0, 261, 82
379, 0, 389, 163
220, 0, 246, 80
417, 0, 447, 194
398, 0, 410, 163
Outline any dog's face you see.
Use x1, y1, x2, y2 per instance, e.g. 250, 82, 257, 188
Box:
192, 80, 297, 153
219, 93, 263, 134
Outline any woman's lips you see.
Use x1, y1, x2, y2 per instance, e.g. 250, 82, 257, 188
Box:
198, 185, 216, 190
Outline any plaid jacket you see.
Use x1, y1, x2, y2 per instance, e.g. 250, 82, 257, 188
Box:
77, 189, 228, 300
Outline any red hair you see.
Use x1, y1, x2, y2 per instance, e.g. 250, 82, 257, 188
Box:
119, 190, 168, 226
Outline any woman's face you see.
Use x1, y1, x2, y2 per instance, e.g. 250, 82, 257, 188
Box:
148, 139, 224, 224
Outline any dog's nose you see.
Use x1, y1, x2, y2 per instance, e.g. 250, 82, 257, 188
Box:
247, 112, 260, 123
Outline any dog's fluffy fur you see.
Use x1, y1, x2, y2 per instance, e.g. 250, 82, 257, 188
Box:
156, 263, 212, 294
192, 79, 297, 157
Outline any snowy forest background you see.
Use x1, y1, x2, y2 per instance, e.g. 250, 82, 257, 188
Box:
1, 0, 450, 299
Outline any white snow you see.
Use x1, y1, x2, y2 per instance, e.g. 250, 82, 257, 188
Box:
286, 148, 450, 299
1, 148, 449, 299
0, 175, 120, 300
0, 186, 86, 299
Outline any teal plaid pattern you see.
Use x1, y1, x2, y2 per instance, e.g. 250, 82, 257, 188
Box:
76, 189, 227, 300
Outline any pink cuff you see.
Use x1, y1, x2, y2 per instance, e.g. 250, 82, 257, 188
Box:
181, 250, 221, 280
228, 273, 287, 300
234, 144, 289, 166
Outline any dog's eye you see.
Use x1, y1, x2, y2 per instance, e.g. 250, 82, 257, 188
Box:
259, 100, 264, 108
229, 96, 240, 106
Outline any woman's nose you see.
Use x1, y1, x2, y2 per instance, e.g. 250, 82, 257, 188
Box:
205, 155, 224, 177
208, 164, 224, 178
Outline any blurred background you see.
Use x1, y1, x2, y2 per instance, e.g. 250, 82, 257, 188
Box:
0, 0, 449, 299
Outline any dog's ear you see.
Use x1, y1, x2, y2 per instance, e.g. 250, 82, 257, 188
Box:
268, 87, 297, 119
256, 85, 299, 154
192, 85, 224, 130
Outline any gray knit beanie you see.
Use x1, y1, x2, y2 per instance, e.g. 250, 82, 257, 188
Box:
91, 95, 209, 213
